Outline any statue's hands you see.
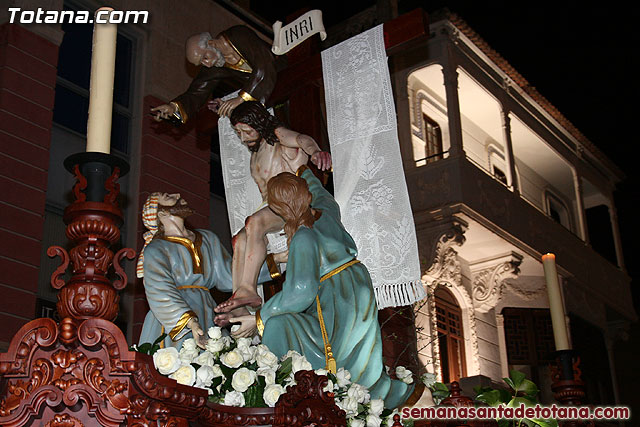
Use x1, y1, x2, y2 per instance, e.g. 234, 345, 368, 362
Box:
207, 98, 223, 113
150, 103, 177, 122
229, 315, 257, 338
217, 96, 244, 117
187, 317, 207, 349
311, 151, 332, 171
272, 249, 288, 264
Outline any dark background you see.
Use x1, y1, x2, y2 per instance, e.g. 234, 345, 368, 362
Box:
248, 0, 640, 413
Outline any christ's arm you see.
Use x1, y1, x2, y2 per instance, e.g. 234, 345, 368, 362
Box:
275, 127, 332, 171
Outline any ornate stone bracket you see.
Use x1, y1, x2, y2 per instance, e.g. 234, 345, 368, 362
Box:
418, 216, 467, 285
470, 252, 523, 313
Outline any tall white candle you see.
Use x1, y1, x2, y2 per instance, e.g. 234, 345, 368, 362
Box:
542, 253, 571, 350
86, 7, 117, 154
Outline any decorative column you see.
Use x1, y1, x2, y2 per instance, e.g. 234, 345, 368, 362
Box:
495, 314, 510, 379
500, 109, 519, 195
571, 168, 588, 243
608, 203, 626, 270
441, 42, 465, 158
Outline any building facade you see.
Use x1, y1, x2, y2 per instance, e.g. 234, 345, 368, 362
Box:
392, 11, 634, 404
0, 0, 633, 407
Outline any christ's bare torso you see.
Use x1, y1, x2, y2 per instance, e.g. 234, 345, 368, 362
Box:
250, 127, 309, 198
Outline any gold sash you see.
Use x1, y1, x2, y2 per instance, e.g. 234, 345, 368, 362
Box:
317, 259, 360, 373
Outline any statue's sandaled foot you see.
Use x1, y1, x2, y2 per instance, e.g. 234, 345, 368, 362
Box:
214, 292, 262, 313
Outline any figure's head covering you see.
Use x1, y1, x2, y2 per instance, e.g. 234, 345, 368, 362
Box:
136, 193, 160, 278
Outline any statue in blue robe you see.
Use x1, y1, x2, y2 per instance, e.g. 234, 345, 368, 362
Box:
257, 168, 415, 409
139, 228, 235, 349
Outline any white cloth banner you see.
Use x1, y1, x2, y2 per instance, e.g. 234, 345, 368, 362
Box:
218, 95, 288, 254
272, 10, 327, 55
321, 25, 426, 308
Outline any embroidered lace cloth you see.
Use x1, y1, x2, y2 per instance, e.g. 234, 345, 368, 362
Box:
321, 24, 426, 308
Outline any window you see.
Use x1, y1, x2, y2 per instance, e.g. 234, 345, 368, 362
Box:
545, 191, 572, 230
503, 308, 555, 402
488, 147, 508, 186
52, 2, 134, 153
435, 287, 466, 383
503, 308, 554, 366
422, 113, 444, 164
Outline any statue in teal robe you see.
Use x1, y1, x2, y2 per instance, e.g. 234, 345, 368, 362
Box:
139, 229, 270, 349
258, 168, 415, 409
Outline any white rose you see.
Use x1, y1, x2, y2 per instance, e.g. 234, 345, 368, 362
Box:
338, 397, 359, 416
322, 379, 334, 393
223, 390, 245, 407
220, 349, 244, 368
255, 346, 279, 368
395, 366, 413, 384
169, 364, 196, 386
220, 336, 233, 349
369, 398, 385, 416
366, 413, 382, 427
291, 354, 312, 373
238, 344, 257, 363
420, 372, 437, 388
193, 350, 215, 367
208, 326, 222, 339
179, 347, 200, 364
282, 349, 302, 361
153, 347, 181, 375
196, 365, 215, 387
236, 337, 252, 348
263, 383, 286, 407
347, 383, 370, 404
205, 338, 225, 353
336, 367, 352, 387
257, 366, 276, 385
182, 338, 198, 351
211, 364, 224, 379
315, 368, 328, 376
230, 324, 241, 334
351, 419, 365, 427
231, 367, 257, 392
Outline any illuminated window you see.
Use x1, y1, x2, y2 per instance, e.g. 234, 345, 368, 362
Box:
422, 113, 444, 164
435, 287, 466, 383
488, 146, 508, 186
545, 191, 572, 230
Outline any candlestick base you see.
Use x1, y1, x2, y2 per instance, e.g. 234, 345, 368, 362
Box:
550, 350, 593, 427
64, 152, 129, 202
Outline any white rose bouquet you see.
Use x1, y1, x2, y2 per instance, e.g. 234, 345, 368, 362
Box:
138, 328, 405, 426
317, 366, 403, 427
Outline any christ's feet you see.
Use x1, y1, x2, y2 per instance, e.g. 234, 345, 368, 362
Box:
214, 306, 250, 327
214, 291, 262, 314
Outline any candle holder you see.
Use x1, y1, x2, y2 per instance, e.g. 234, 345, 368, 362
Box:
550, 350, 594, 427
48, 152, 134, 322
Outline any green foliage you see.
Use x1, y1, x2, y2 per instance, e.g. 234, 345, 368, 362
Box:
428, 382, 451, 405
474, 370, 558, 427
129, 333, 167, 355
